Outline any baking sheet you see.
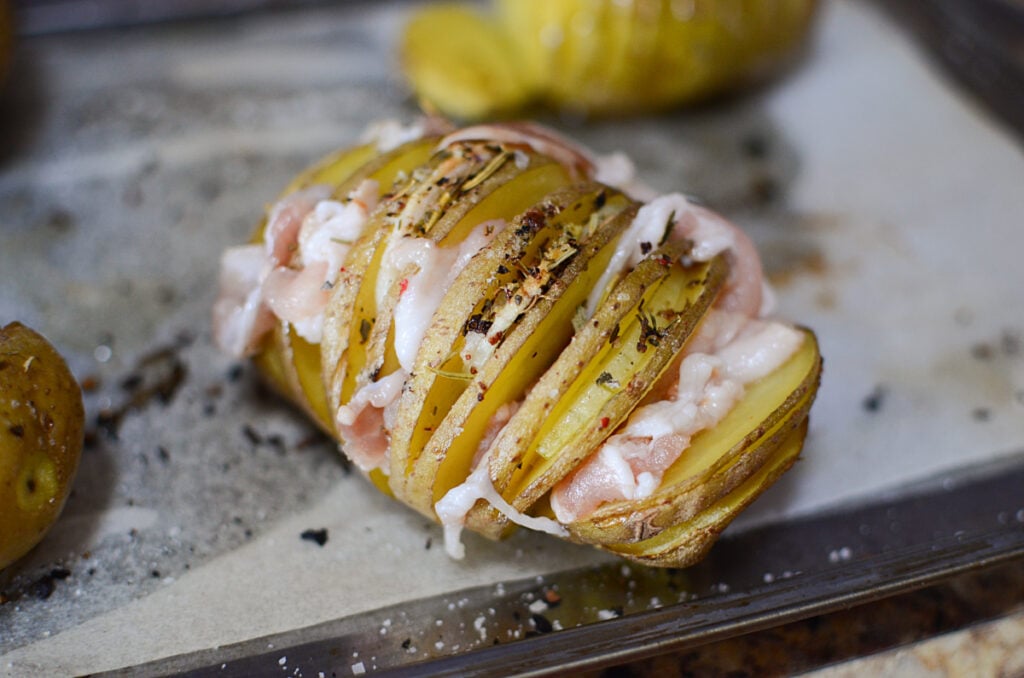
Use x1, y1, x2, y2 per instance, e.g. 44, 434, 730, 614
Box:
1, 0, 1023, 674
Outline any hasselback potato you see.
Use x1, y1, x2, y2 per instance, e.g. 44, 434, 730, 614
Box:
213, 120, 821, 567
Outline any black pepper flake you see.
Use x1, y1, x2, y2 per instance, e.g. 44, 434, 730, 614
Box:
594, 190, 607, 210
862, 386, 886, 413
402, 638, 412, 650
226, 363, 244, 382
425, 537, 432, 550
609, 323, 620, 344
496, 264, 509, 275
640, 241, 652, 255
359, 318, 372, 344
151, 570, 161, 579
8, 424, 23, 438
301, 528, 329, 546
465, 314, 493, 335
972, 407, 991, 422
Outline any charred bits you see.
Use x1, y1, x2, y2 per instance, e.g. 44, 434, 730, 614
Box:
96, 344, 189, 438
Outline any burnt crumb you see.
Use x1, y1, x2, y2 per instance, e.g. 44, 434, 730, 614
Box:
8, 424, 23, 438
300, 528, 329, 547
750, 175, 780, 205
1002, 330, 1021, 356
530, 613, 553, 634
972, 407, 991, 422
32, 567, 72, 601
93, 345, 188, 438
120, 373, 144, 392
971, 343, 994, 361
242, 424, 262, 445
862, 386, 886, 413
741, 132, 771, 159
80, 374, 101, 392
266, 433, 287, 455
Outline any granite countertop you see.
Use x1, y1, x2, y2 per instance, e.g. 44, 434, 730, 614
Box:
1, 0, 1023, 675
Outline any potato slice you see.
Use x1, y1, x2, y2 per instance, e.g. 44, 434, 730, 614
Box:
349, 149, 571, 411
601, 418, 810, 567
400, 3, 537, 120
466, 246, 729, 537
251, 137, 438, 433
317, 137, 442, 417
568, 329, 822, 545
394, 187, 635, 516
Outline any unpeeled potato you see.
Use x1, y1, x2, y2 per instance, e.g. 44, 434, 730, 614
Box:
0, 322, 84, 570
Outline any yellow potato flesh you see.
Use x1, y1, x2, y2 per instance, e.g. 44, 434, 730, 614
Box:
605, 419, 809, 567
426, 195, 631, 509
569, 330, 821, 544
502, 250, 728, 507
401, 3, 537, 120
405, 0, 818, 118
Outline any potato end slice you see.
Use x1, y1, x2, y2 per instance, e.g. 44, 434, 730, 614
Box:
568, 329, 821, 546
603, 418, 810, 568
401, 4, 536, 120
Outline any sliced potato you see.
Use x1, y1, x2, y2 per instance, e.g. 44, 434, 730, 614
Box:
223, 122, 824, 569
405, 0, 819, 118
466, 246, 729, 537
602, 419, 810, 567
349, 148, 571, 415
317, 137, 441, 418
394, 186, 634, 516
252, 136, 438, 433
400, 3, 537, 120
568, 329, 821, 545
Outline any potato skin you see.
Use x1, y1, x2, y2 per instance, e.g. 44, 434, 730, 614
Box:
0, 322, 84, 570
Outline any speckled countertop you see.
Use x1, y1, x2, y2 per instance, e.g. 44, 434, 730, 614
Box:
1, 0, 1023, 675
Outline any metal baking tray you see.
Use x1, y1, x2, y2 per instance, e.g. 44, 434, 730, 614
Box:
2, 0, 1023, 674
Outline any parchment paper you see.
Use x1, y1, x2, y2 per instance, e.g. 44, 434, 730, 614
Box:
2, 0, 1023, 674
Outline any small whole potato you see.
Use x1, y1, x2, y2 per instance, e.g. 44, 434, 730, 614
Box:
0, 322, 84, 570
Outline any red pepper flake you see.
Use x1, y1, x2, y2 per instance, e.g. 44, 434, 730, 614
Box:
399, 278, 409, 296
599, 417, 610, 429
